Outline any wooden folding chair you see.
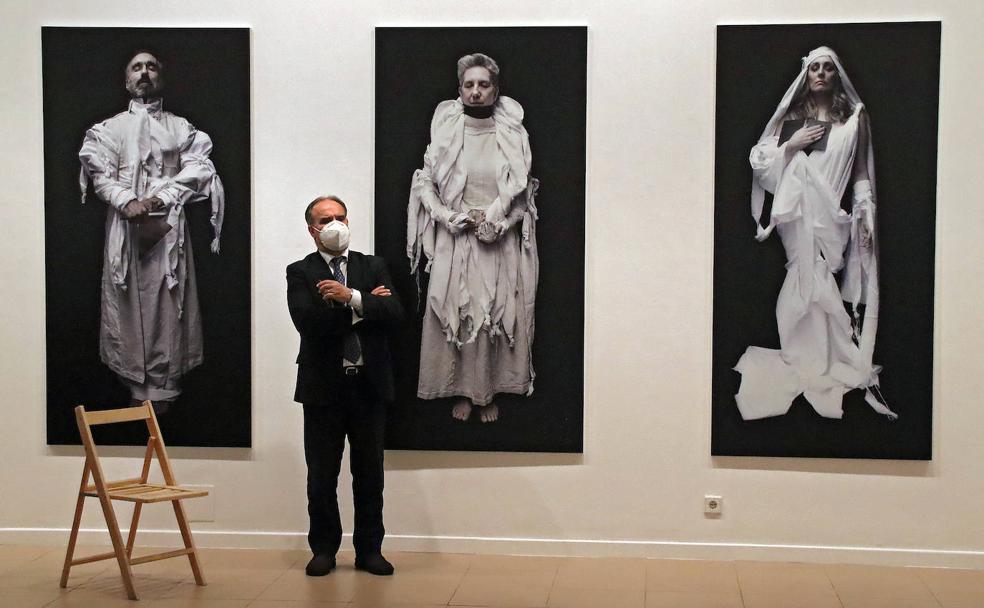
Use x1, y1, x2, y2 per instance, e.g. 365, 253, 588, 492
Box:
61, 401, 208, 600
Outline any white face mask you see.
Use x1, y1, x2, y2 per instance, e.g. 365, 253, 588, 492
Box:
318, 220, 350, 252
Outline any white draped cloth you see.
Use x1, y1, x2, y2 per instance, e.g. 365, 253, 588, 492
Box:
734, 47, 897, 420
407, 96, 538, 405
79, 98, 224, 400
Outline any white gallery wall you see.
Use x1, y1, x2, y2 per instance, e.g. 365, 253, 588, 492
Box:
2, 0, 983, 567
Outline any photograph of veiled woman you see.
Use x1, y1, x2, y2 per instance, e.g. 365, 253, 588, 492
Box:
712, 23, 939, 459
735, 45, 893, 423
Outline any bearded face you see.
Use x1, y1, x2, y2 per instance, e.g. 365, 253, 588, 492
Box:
124, 52, 164, 100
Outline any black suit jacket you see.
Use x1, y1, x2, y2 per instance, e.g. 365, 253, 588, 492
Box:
287, 250, 405, 405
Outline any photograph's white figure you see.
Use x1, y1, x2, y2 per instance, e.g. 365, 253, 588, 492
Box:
735, 46, 897, 421
78, 51, 224, 410
407, 53, 538, 424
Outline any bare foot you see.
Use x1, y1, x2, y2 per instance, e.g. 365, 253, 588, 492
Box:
451, 399, 472, 421
479, 403, 499, 423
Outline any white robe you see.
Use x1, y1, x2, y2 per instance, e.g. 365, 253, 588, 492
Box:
407, 97, 538, 404
79, 98, 224, 399
734, 47, 896, 421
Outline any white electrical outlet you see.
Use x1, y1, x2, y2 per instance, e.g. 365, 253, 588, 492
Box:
704, 495, 723, 516
182, 485, 215, 522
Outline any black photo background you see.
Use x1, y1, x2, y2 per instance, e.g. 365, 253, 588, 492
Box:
374, 27, 587, 452
712, 22, 939, 459
43, 27, 251, 447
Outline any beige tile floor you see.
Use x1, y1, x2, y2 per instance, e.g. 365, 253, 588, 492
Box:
1, 544, 982, 607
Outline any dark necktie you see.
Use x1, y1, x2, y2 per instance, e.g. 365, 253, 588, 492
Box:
329, 256, 363, 365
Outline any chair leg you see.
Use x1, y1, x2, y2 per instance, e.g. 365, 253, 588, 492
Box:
125, 503, 143, 558
94, 493, 138, 600
61, 464, 93, 588
172, 500, 206, 586
60, 491, 87, 588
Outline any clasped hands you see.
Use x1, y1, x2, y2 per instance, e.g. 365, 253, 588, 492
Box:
122, 196, 165, 220
318, 281, 391, 305
447, 212, 509, 242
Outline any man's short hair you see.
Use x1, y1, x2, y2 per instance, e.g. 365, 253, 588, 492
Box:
305, 195, 347, 225
457, 53, 500, 87
124, 49, 165, 76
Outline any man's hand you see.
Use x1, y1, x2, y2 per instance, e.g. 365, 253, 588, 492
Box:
121, 198, 151, 219
143, 196, 165, 212
370, 285, 392, 297
121, 197, 165, 220
317, 279, 353, 304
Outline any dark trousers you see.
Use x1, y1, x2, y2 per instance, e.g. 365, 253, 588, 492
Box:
303, 374, 386, 556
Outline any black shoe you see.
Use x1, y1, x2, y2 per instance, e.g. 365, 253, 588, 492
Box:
305, 554, 336, 576
355, 553, 394, 576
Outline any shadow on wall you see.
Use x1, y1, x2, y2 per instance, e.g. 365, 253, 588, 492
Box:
384, 456, 571, 547
47, 444, 254, 462
712, 455, 934, 478
386, 451, 583, 471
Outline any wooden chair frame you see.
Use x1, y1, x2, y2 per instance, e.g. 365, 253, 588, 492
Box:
61, 402, 208, 600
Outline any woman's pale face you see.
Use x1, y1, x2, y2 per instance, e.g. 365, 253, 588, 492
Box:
459, 66, 497, 106
807, 55, 839, 95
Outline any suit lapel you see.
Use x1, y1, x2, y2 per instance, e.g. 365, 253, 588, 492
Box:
305, 252, 334, 288
346, 251, 366, 291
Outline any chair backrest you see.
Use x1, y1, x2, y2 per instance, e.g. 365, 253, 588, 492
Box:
81, 404, 154, 426
74, 402, 178, 490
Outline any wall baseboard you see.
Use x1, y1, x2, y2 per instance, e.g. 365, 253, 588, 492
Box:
3, 527, 983, 569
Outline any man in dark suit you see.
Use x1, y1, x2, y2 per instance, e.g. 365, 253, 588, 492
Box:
287, 195, 404, 576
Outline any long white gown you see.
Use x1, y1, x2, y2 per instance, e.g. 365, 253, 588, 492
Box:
407, 97, 539, 405
79, 98, 224, 401
734, 46, 896, 421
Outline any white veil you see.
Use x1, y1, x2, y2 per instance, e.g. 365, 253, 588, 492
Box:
750, 46, 873, 236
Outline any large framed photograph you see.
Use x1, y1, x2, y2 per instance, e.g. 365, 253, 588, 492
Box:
712, 22, 940, 459
374, 26, 587, 452
43, 27, 251, 447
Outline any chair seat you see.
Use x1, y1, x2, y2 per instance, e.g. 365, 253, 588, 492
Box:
84, 483, 208, 504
